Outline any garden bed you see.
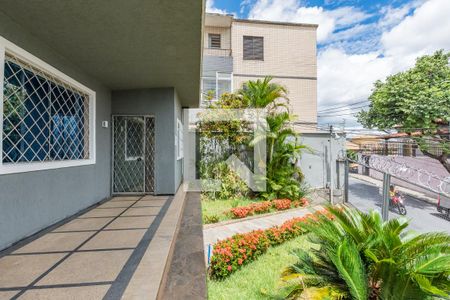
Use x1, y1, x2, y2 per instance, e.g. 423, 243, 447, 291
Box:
201, 197, 258, 223
202, 197, 309, 224
208, 209, 329, 279
207, 235, 312, 300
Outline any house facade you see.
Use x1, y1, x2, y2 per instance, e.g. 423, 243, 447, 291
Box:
0, 1, 203, 251
202, 13, 318, 130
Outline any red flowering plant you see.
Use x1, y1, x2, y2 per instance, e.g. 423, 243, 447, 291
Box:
228, 198, 310, 219
228, 201, 271, 219
229, 206, 254, 218
209, 209, 331, 279
209, 230, 270, 279
250, 201, 272, 214
292, 197, 310, 208
272, 199, 292, 210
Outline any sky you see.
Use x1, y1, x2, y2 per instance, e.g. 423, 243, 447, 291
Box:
206, 0, 450, 127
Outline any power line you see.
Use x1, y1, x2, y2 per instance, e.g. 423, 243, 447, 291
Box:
317, 104, 370, 114
318, 100, 369, 111
318, 112, 360, 117
318, 100, 370, 113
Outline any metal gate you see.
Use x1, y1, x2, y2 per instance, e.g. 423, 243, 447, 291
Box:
112, 115, 155, 194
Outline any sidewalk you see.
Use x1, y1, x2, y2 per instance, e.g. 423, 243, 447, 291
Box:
350, 173, 438, 204
202, 205, 323, 258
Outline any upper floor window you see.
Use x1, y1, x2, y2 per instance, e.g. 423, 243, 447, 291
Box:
243, 36, 264, 60
1, 37, 96, 174
208, 33, 221, 49
201, 72, 232, 103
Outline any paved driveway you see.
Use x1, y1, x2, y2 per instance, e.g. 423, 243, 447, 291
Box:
0, 195, 171, 300
349, 177, 450, 234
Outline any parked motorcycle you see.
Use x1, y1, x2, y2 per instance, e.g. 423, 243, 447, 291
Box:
390, 191, 407, 215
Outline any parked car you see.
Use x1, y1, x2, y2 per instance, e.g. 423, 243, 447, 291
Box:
437, 194, 450, 217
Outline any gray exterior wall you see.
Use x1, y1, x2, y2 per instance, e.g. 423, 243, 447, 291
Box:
0, 11, 112, 250
298, 133, 345, 192
202, 56, 233, 77
112, 88, 179, 195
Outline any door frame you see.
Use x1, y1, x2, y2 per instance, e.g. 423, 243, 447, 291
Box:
111, 114, 156, 195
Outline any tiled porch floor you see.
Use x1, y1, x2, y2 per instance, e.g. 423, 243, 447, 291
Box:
0, 195, 172, 300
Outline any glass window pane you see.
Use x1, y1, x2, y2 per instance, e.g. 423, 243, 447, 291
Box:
125, 118, 144, 159
218, 79, 231, 98
202, 78, 216, 99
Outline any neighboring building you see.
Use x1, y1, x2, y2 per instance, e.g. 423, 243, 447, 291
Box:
202, 13, 318, 131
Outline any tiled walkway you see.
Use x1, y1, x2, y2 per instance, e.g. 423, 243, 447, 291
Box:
0, 195, 172, 300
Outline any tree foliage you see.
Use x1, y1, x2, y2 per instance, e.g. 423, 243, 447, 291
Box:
358, 50, 450, 171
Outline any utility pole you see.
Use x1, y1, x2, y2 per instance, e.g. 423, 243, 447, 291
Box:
381, 173, 391, 221
329, 125, 334, 204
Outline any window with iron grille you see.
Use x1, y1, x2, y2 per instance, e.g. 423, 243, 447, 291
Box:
243, 36, 264, 60
2, 51, 93, 169
208, 33, 221, 49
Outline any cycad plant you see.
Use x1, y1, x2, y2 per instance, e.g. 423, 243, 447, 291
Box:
280, 206, 450, 299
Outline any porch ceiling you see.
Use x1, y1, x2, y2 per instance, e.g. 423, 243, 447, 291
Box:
0, 0, 204, 107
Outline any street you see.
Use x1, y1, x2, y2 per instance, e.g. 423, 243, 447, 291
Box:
349, 177, 450, 234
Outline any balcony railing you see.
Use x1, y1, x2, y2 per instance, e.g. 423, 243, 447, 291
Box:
203, 48, 231, 57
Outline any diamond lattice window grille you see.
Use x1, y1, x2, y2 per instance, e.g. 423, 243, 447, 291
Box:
125, 118, 144, 161
145, 117, 155, 193
2, 53, 90, 164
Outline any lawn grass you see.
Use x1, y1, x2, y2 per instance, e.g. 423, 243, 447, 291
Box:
207, 235, 311, 300
201, 197, 259, 223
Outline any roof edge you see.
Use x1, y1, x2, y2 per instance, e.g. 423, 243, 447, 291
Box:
233, 18, 318, 28
205, 12, 318, 28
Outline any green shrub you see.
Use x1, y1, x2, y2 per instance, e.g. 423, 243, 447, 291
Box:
280, 206, 450, 300
201, 163, 250, 201
203, 214, 220, 224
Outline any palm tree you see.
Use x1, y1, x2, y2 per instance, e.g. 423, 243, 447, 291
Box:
239, 77, 309, 200
281, 206, 450, 299
238, 76, 289, 112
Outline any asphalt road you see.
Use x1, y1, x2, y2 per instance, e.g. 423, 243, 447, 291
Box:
349, 177, 450, 234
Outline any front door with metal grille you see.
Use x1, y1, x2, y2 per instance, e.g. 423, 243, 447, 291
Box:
112, 116, 155, 194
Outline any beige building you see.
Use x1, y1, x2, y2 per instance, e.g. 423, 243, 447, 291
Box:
202, 13, 318, 130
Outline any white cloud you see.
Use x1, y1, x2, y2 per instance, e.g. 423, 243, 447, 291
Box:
317, 0, 450, 125
247, 0, 371, 43
240, 0, 449, 126
378, 0, 424, 29
318, 49, 392, 108
205, 0, 229, 14
381, 0, 450, 61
